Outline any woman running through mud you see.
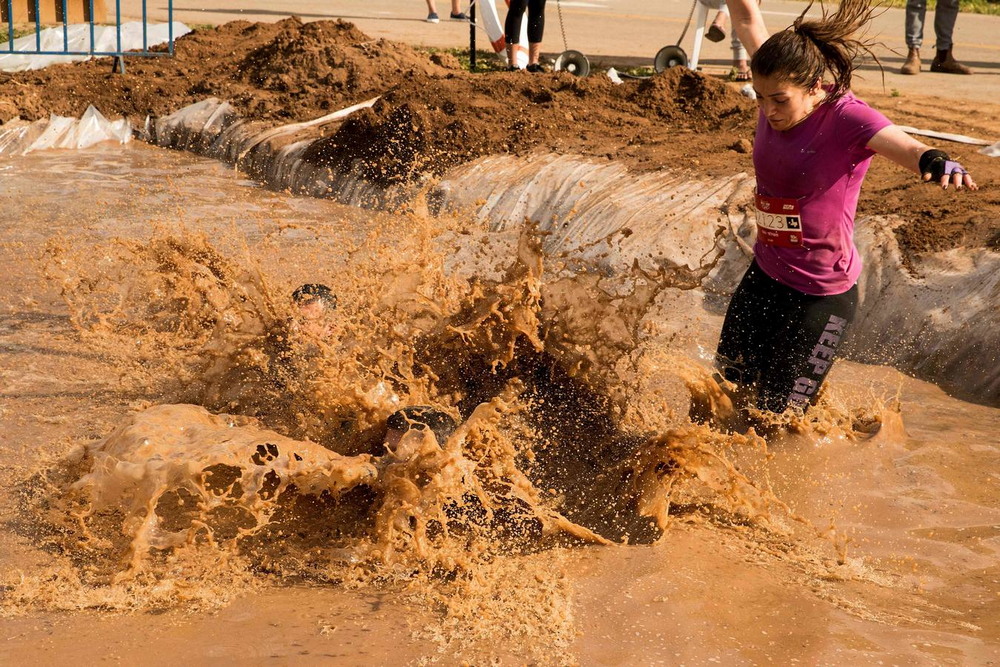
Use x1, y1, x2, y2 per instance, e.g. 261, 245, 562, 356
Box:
711, 0, 978, 421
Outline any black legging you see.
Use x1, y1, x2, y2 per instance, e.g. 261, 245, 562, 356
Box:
505, 0, 547, 44
715, 260, 859, 414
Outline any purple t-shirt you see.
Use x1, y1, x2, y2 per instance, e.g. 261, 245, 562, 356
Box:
752, 91, 893, 296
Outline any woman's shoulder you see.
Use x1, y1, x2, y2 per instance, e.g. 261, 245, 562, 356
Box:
823, 89, 893, 146
827, 89, 889, 122
824, 87, 864, 109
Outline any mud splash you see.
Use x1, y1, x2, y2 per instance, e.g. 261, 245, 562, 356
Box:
140, 87, 1000, 405
4, 219, 888, 653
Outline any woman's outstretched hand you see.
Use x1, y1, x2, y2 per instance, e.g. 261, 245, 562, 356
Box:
867, 128, 980, 192
920, 152, 978, 191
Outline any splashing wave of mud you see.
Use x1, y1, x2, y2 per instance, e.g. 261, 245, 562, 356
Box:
5, 221, 901, 654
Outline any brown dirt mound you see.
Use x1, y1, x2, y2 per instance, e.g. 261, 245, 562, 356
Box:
304, 66, 758, 186
629, 68, 750, 124
234, 18, 451, 113
0, 17, 455, 123
0, 18, 757, 179
236, 19, 373, 89
0, 18, 995, 259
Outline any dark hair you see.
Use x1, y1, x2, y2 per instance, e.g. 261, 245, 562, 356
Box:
292, 283, 337, 309
386, 406, 458, 442
751, 0, 881, 99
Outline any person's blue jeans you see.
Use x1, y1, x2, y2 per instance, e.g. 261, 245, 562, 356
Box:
905, 0, 959, 51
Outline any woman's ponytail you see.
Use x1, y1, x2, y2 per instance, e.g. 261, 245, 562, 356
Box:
752, 0, 882, 98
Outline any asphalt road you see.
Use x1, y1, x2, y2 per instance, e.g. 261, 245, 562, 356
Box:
129, 0, 1000, 103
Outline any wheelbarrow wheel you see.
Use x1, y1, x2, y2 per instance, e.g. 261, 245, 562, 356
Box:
654, 45, 688, 73
554, 50, 591, 77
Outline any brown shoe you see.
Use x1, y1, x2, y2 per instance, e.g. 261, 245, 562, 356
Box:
900, 47, 920, 75
930, 50, 972, 75
706, 24, 726, 42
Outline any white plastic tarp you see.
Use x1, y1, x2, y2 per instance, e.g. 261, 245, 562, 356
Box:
0, 21, 190, 71
979, 142, 1000, 158
0, 105, 131, 155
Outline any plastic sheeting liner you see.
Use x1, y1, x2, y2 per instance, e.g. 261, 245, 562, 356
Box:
979, 141, 1000, 158
896, 125, 992, 147
0, 106, 131, 155
0, 22, 191, 71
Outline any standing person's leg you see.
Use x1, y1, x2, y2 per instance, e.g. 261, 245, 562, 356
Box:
694, 260, 786, 430
425, 0, 440, 23
730, 35, 749, 80
900, 0, 925, 74
930, 0, 972, 74
505, 0, 529, 68
714, 262, 785, 402
449, 0, 468, 21
756, 285, 859, 414
932, 0, 959, 51
526, 0, 547, 70
528, 43, 543, 67
707, 7, 728, 42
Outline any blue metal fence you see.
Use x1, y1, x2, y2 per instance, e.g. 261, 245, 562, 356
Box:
3, 0, 173, 61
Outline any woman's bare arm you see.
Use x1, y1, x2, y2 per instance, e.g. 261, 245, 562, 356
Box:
867, 125, 978, 190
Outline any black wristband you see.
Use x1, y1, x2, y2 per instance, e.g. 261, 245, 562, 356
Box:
919, 149, 949, 176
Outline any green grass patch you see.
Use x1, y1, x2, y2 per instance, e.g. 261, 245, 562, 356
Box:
2, 24, 43, 41
418, 46, 509, 73
615, 64, 656, 77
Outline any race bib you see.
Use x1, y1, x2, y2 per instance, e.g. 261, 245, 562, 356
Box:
755, 193, 803, 248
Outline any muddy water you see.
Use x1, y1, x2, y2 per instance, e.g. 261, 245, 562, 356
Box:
1, 144, 998, 665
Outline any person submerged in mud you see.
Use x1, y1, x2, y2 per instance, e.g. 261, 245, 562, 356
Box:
289, 283, 338, 342
377, 404, 564, 542
263, 282, 337, 359
709, 0, 977, 423
382, 405, 458, 457
203, 283, 338, 417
